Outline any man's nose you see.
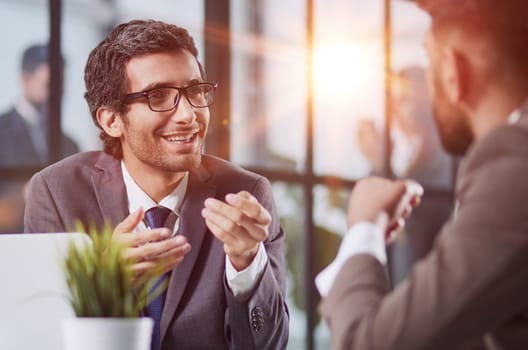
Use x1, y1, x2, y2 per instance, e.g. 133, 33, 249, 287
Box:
170, 95, 195, 124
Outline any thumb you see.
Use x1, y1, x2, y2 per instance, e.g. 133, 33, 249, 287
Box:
114, 208, 144, 235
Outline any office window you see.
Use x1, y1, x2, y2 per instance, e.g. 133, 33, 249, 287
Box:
231, 0, 306, 172
0, 1, 49, 233
388, 0, 454, 283
314, 0, 385, 180
270, 182, 308, 349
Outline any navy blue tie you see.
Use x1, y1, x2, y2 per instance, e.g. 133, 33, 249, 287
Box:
144, 206, 173, 350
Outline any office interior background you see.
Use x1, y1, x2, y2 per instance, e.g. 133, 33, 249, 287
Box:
0, 0, 456, 349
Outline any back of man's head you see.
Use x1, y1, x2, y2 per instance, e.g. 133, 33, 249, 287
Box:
417, 0, 528, 81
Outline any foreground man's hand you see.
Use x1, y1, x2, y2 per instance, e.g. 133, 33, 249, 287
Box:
112, 208, 192, 285
348, 177, 423, 243
202, 191, 271, 271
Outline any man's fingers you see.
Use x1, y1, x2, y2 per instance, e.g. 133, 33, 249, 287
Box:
203, 215, 245, 248
118, 228, 171, 247
127, 238, 191, 286
225, 192, 272, 226
391, 179, 424, 219
203, 193, 270, 231
114, 208, 144, 235
204, 198, 245, 225
122, 235, 189, 261
385, 217, 405, 244
130, 255, 185, 285
202, 203, 267, 243
140, 236, 190, 260
203, 208, 245, 238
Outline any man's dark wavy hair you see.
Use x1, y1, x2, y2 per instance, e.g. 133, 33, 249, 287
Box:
84, 19, 204, 159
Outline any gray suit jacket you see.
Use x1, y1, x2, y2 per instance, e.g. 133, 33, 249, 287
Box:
321, 114, 528, 349
24, 152, 289, 349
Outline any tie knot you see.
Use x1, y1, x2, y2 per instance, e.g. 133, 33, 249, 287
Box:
144, 206, 173, 229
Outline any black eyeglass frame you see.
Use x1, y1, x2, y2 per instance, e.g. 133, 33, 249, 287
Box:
123, 82, 218, 112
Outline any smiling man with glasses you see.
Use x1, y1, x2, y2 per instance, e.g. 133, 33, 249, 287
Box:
24, 19, 289, 350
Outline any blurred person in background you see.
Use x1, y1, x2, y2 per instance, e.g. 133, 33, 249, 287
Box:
357, 66, 454, 283
318, 0, 528, 348
0, 43, 78, 167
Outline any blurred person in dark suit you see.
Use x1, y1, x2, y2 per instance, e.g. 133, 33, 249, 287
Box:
357, 66, 454, 283
0, 43, 78, 167
317, 0, 528, 349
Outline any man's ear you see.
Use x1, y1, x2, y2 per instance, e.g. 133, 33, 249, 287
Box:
96, 107, 123, 138
441, 47, 469, 104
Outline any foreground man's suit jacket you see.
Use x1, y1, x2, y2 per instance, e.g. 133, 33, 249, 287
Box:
321, 111, 528, 350
24, 152, 289, 350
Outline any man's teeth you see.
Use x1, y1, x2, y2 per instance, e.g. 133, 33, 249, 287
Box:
166, 134, 194, 143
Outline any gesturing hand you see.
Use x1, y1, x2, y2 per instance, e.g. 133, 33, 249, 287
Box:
201, 191, 271, 271
112, 208, 191, 286
347, 177, 422, 243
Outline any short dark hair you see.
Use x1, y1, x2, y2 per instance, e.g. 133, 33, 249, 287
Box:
421, 0, 528, 79
84, 19, 204, 159
21, 44, 49, 73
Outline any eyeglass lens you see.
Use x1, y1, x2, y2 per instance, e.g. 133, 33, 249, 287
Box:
148, 84, 214, 111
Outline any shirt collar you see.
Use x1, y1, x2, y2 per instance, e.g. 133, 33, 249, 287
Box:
14, 97, 40, 125
121, 161, 188, 215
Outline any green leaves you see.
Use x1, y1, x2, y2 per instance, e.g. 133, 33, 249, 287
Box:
63, 222, 165, 318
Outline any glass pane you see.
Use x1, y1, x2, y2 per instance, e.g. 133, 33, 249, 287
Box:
271, 182, 306, 349
389, 0, 454, 283
0, 2, 48, 114
231, 0, 306, 172
0, 1, 52, 168
313, 184, 348, 349
0, 1, 48, 232
61, 1, 104, 153
391, 0, 453, 189
314, 0, 385, 180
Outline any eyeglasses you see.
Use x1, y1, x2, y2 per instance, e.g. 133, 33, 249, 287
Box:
123, 82, 218, 112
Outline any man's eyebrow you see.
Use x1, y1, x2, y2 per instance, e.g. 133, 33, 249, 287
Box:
187, 78, 202, 86
137, 78, 204, 92
138, 81, 173, 92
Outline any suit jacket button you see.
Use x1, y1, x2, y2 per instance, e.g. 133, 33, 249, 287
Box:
251, 306, 262, 317
251, 307, 264, 332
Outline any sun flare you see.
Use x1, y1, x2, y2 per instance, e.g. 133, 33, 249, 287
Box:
313, 43, 374, 96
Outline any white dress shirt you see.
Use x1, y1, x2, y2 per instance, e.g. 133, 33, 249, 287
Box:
315, 220, 387, 297
121, 161, 268, 298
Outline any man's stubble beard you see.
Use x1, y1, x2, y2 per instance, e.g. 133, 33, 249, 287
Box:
431, 73, 474, 156
123, 126, 204, 173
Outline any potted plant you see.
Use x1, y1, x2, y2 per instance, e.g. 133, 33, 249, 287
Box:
61, 224, 163, 350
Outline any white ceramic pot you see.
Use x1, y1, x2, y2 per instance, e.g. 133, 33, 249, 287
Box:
61, 317, 153, 350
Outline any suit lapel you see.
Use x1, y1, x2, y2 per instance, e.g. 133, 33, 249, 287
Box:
91, 154, 129, 229
161, 164, 216, 342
